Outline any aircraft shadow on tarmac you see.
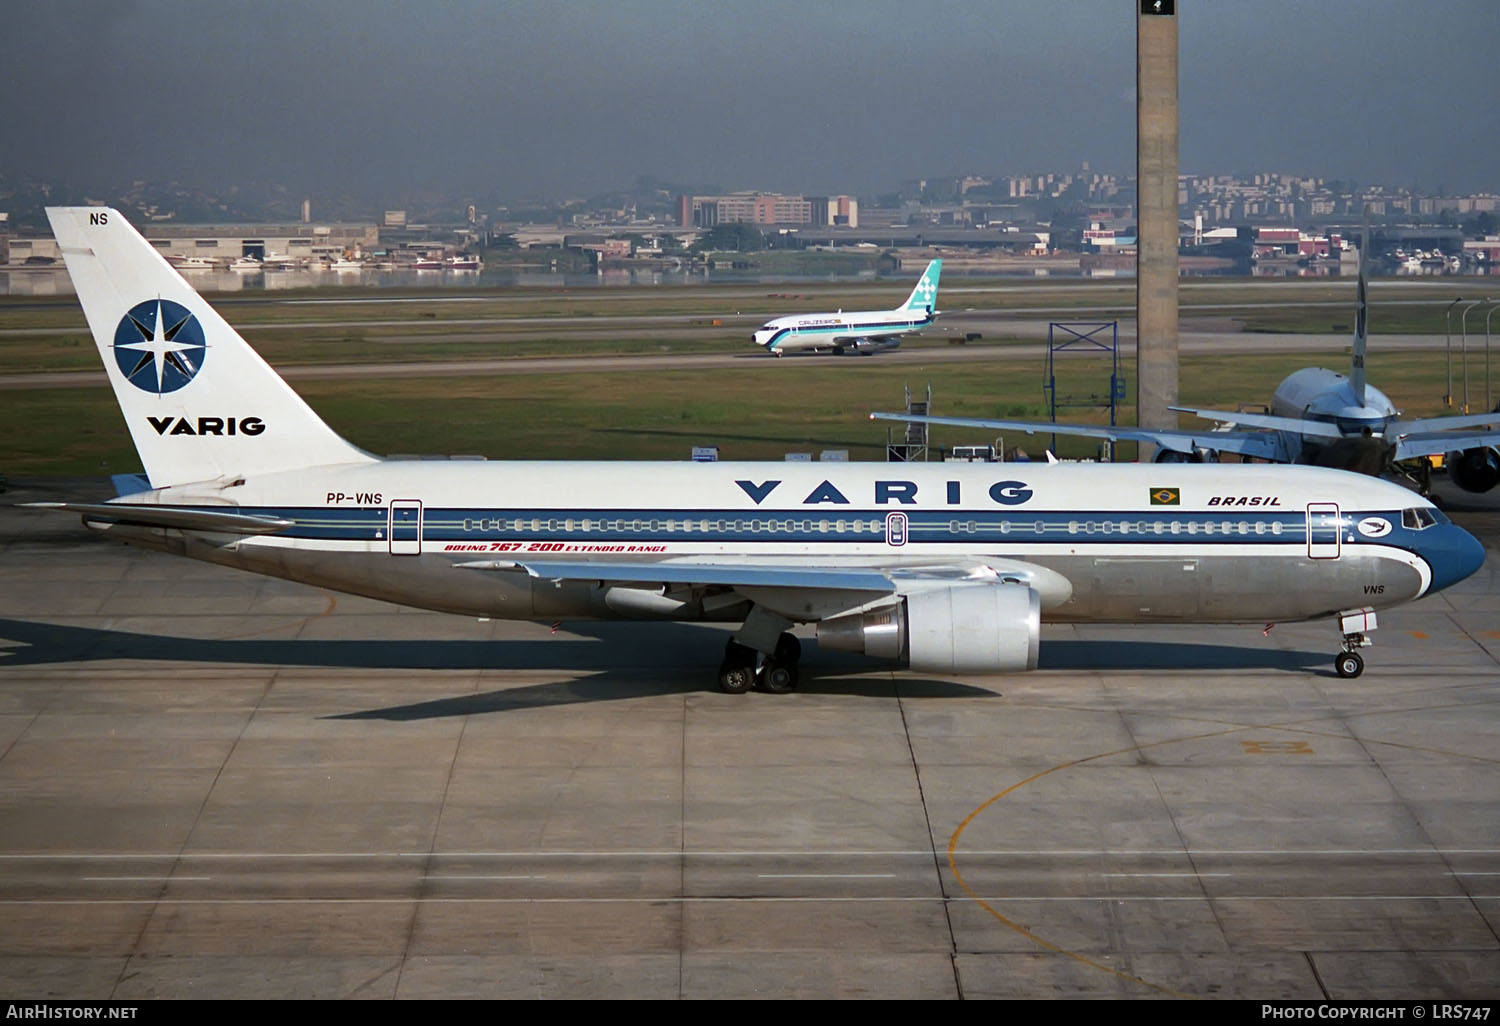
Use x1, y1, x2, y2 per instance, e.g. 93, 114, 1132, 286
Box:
0, 616, 980, 700
332, 675, 993, 720
0, 617, 1328, 718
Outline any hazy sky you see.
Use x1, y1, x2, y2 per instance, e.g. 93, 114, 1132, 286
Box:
5, 0, 1498, 203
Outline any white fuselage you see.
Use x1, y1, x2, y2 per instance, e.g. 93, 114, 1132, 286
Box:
752, 308, 932, 355
97, 460, 1475, 627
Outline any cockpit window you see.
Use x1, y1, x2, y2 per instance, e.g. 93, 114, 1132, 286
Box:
1402, 507, 1439, 530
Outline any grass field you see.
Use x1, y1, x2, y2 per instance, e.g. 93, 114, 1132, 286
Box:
0, 349, 1477, 477
0, 274, 1481, 378
1, 276, 1490, 478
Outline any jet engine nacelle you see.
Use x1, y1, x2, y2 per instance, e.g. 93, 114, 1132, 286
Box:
816, 584, 1040, 673
1446, 447, 1500, 494
849, 337, 900, 354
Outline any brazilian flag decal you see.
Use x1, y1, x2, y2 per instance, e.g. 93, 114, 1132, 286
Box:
1150, 487, 1181, 506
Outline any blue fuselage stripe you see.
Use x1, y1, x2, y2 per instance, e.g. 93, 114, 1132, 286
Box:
764, 316, 930, 350
155, 505, 1425, 555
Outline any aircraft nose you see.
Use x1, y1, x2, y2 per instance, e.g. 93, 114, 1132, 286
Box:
1424, 523, 1487, 594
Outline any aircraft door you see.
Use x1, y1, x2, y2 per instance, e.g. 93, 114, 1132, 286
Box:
389, 500, 423, 555
1306, 502, 1341, 560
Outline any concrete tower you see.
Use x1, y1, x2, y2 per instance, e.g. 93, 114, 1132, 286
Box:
1136, 1, 1179, 456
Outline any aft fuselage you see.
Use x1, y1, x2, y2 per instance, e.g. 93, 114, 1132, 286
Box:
1265, 368, 1401, 466
90, 461, 1481, 628
1271, 368, 1398, 435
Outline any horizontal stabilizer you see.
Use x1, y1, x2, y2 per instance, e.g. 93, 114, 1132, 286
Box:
111, 473, 153, 497
23, 502, 294, 535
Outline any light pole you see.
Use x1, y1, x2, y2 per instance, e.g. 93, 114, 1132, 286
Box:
1444, 297, 1462, 407
1485, 300, 1500, 412
1461, 300, 1484, 413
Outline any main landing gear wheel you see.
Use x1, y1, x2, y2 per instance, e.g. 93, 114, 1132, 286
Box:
719, 633, 802, 694
718, 640, 757, 694
759, 659, 798, 693
1335, 650, 1365, 678
758, 632, 802, 693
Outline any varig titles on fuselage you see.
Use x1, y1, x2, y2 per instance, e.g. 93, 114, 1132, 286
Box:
734, 477, 1036, 507
730, 479, 1289, 509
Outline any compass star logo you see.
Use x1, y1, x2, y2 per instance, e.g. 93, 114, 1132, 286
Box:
112, 299, 207, 394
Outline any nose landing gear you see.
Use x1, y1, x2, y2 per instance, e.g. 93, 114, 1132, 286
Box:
1334, 608, 1376, 678
1335, 649, 1365, 678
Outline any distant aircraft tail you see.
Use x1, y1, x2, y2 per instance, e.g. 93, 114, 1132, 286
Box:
899, 258, 942, 315
46, 207, 376, 488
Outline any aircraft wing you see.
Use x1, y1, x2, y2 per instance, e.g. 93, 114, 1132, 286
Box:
23, 502, 294, 535
1168, 406, 1345, 439
867, 412, 1285, 461
1392, 428, 1500, 462
459, 558, 900, 592
457, 556, 1072, 615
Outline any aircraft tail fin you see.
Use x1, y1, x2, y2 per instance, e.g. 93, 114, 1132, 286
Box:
1351, 216, 1369, 407
46, 207, 376, 489
899, 258, 941, 315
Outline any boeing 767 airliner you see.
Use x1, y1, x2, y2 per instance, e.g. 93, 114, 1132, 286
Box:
30, 209, 1485, 690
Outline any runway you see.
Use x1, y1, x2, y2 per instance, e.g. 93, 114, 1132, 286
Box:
0, 328, 1469, 391
0, 479, 1497, 999
4, 272, 1490, 392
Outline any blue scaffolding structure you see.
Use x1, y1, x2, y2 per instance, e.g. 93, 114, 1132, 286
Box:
1044, 321, 1125, 459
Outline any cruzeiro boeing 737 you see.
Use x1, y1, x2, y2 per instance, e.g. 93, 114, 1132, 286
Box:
751, 258, 940, 356
30, 209, 1485, 688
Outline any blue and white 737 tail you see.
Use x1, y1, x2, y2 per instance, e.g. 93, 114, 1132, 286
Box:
46, 207, 375, 488
898, 257, 941, 316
